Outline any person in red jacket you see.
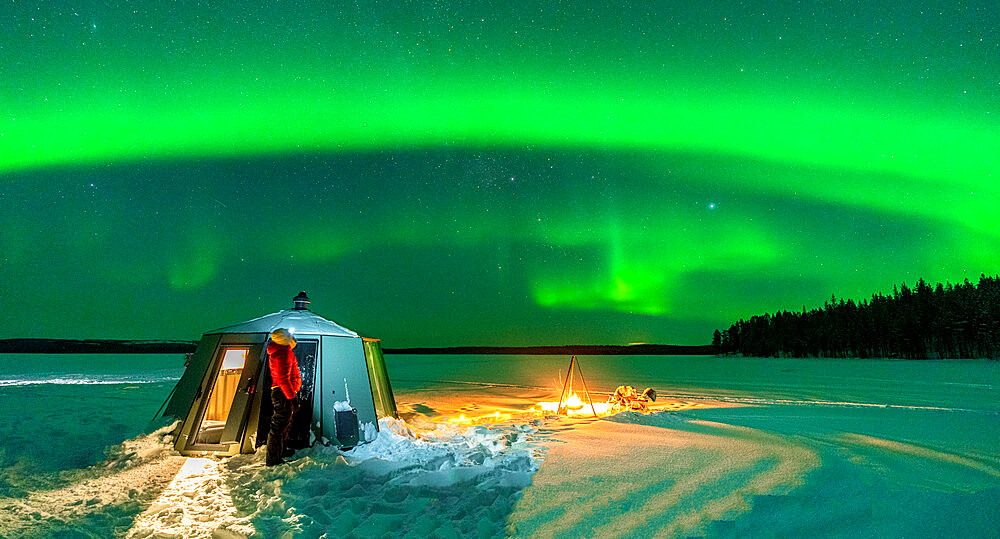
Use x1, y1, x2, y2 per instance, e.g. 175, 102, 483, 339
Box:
266, 328, 302, 466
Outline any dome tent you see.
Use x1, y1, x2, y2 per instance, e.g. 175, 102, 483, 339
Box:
162, 292, 397, 457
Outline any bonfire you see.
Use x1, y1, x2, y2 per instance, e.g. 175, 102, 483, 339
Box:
533, 356, 656, 418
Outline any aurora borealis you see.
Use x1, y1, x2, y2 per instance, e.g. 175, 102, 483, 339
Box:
1, 2, 997, 346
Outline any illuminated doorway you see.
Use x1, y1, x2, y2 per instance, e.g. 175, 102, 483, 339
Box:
193, 348, 248, 445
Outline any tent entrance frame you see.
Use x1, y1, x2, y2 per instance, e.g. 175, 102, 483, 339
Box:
251, 337, 321, 452
182, 339, 266, 454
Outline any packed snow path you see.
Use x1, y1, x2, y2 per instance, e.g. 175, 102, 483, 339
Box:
128, 457, 255, 538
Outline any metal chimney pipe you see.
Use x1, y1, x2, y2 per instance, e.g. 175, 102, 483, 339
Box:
293, 291, 310, 310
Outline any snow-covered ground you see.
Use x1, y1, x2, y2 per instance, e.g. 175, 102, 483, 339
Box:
0, 354, 997, 537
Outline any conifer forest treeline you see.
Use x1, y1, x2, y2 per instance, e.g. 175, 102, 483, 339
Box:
713, 275, 1000, 359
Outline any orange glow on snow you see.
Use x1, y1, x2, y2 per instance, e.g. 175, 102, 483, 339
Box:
446, 411, 513, 424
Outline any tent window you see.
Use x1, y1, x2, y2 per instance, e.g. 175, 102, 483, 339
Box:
194, 347, 248, 444
220, 349, 247, 370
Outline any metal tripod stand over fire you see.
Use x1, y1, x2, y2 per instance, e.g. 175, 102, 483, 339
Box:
556, 355, 600, 418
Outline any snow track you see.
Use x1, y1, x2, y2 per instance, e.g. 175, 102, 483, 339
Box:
128, 457, 255, 538
508, 418, 820, 537
0, 423, 185, 537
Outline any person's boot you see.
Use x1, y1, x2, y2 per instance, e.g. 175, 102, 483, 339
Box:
265, 435, 285, 466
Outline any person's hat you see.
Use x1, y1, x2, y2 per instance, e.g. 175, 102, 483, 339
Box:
270, 328, 296, 345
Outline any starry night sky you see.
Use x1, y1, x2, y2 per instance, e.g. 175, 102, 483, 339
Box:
1, 1, 997, 346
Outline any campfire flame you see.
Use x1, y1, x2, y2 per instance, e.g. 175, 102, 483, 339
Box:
535, 392, 611, 416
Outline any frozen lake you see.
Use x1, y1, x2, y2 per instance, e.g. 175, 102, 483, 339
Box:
0, 354, 997, 536
389, 354, 1000, 413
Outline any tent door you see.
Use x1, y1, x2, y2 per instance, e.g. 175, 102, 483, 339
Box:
286, 340, 318, 449
217, 344, 265, 444
190, 345, 262, 447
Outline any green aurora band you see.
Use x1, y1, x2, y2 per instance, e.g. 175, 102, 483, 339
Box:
1, 1, 997, 345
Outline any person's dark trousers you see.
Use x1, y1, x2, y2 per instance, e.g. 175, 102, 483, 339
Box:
266, 387, 294, 466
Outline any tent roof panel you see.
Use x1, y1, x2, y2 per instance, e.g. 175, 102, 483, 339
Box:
205, 309, 359, 337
